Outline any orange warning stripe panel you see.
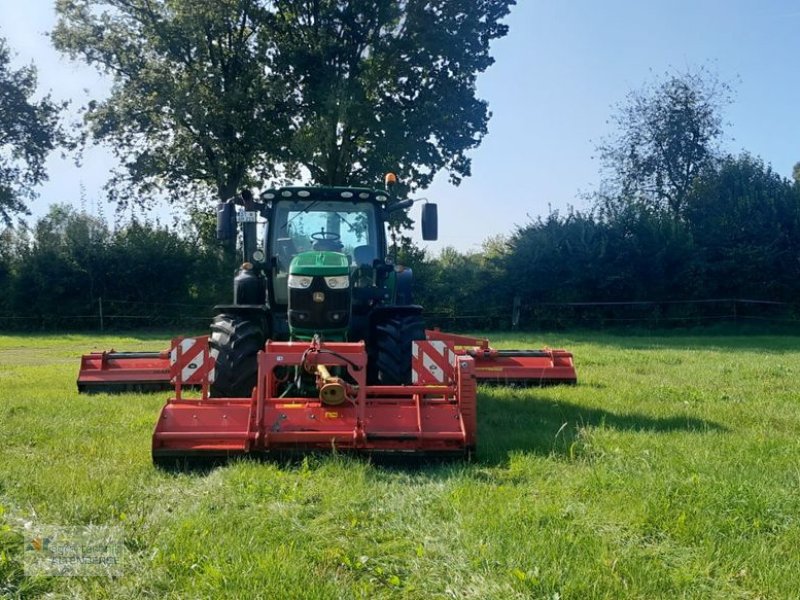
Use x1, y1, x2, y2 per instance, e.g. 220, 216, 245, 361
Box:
169, 336, 216, 387
411, 340, 456, 384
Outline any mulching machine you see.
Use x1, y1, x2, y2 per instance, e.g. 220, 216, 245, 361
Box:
77, 176, 576, 463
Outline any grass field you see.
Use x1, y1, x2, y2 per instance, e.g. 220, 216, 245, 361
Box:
2, 330, 800, 598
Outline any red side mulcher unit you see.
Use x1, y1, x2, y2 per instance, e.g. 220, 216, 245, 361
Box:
425, 330, 576, 387
151, 337, 477, 463
76, 330, 576, 394
77, 350, 172, 393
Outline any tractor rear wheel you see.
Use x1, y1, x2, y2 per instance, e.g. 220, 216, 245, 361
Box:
373, 313, 426, 385
209, 313, 265, 398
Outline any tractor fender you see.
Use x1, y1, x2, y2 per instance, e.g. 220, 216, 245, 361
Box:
213, 304, 271, 337
393, 267, 415, 305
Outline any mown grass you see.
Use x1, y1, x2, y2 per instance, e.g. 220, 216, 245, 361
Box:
2, 329, 800, 598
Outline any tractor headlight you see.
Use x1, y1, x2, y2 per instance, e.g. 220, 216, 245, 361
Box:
324, 275, 350, 289
288, 274, 313, 289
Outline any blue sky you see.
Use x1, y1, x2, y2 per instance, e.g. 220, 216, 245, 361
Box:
2, 1, 799, 253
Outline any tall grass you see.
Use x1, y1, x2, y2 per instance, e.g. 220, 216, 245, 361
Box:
2, 330, 799, 598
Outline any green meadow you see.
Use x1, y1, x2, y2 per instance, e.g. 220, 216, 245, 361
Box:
2, 330, 799, 598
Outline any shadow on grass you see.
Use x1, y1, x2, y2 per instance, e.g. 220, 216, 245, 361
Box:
150, 393, 727, 475
153, 450, 471, 475
477, 391, 726, 466
147, 381, 727, 476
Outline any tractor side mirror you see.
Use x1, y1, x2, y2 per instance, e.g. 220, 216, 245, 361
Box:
421, 203, 438, 241
216, 201, 236, 242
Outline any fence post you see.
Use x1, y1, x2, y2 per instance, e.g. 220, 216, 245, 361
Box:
99, 297, 104, 332
512, 295, 521, 331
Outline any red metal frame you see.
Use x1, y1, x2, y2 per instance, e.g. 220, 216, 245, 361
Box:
425, 329, 577, 385
77, 350, 171, 393
152, 338, 477, 460
78, 328, 577, 394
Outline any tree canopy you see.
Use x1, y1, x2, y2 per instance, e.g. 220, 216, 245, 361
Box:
53, 0, 516, 205
268, 0, 513, 189
596, 67, 733, 217
53, 0, 287, 205
0, 35, 64, 223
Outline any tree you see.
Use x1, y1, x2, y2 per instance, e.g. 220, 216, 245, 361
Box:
792, 161, 800, 184
268, 0, 514, 189
0, 35, 64, 223
504, 209, 609, 303
53, 0, 287, 205
596, 67, 733, 217
53, 0, 515, 206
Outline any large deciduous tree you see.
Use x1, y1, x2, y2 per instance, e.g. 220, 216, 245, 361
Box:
596, 67, 733, 217
53, 0, 515, 205
53, 0, 287, 205
268, 0, 513, 189
0, 36, 64, 223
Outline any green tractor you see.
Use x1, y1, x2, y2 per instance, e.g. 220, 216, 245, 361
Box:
211, 176, 438, 398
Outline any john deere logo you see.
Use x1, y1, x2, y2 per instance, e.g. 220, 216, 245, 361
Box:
313, 292, 325, 303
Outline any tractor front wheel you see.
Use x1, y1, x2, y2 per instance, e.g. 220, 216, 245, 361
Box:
372, 313, 426, 385
209, 313, 265, 398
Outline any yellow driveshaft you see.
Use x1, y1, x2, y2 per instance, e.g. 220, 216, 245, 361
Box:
316, 364, 346, 405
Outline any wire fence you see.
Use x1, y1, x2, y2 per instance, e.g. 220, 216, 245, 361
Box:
0, 296, 217, 332
522, 298, 800, 329
420, 298, 800, 332
2, 297, 800, 332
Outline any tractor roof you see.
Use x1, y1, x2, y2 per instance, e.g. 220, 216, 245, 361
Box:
260, 186, 393, 204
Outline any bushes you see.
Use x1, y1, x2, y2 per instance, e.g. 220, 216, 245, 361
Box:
3, 153, 799, 333
413, 153, 800, 328
685, 155, 800, 301
0, 205, 228, 329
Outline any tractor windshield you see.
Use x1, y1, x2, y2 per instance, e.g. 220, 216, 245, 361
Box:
272, 200, 378, 272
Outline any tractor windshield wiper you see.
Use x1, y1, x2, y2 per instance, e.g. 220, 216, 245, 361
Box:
336, 212, 355, 229
283, 199, 322, 231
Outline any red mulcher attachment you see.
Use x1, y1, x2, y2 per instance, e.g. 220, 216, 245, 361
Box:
76, 337, 213, 393
152, 337, 477, 464
425, 329, 577, 386
77, 350, 171, 393
78, 330, 576, 394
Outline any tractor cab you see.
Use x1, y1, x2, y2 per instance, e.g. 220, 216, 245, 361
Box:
265, 191, 384, 307
257, 185, 435, 342
211, 181, 438, 395
267, 194, 383, 341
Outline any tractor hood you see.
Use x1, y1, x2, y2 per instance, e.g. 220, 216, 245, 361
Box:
289, 251, 349, 277
287, 251, 351, 340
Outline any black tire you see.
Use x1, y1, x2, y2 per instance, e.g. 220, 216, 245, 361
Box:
372, 313, 426, 385
209, 313, 265, 398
